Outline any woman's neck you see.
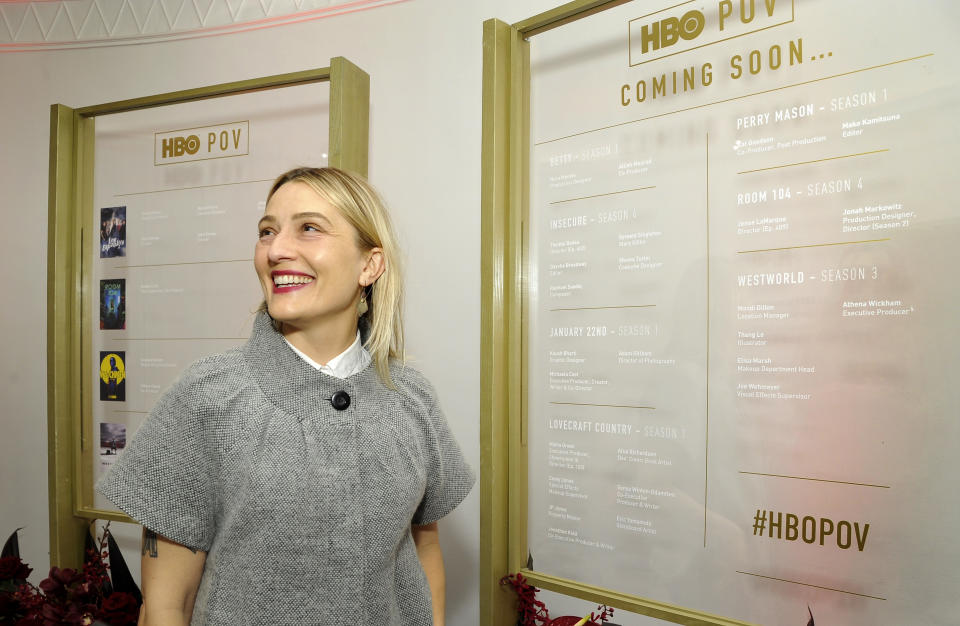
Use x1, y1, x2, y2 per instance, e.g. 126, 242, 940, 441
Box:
281, 320, 358, 366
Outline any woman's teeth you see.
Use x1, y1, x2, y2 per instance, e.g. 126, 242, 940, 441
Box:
273, 274, 314, 286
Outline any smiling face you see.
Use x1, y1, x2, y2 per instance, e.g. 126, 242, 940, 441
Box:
254, 181, 381, 337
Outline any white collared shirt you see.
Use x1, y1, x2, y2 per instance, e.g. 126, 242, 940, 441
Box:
283, 331, 371, 379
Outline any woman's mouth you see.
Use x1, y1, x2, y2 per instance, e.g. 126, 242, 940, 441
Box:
271, 272, 314, 293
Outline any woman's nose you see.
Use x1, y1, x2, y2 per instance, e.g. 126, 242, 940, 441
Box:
267, 229, 296, 263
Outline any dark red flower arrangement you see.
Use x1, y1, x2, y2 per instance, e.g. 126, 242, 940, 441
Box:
500, 572, 615, 626
0, 526, 140, 626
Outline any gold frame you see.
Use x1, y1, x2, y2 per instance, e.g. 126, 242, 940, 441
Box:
481, 3, 751, 624
47, 57, 370, 568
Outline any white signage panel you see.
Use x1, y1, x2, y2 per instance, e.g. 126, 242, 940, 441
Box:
527, 2, 960, 623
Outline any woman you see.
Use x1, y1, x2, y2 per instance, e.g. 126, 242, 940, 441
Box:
99, 167, 475, 625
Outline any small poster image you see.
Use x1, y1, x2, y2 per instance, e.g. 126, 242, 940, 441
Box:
99, 206, 126, 258
99, 279, 125, 329
99, 423, 126, 464
99, 351, 126, 401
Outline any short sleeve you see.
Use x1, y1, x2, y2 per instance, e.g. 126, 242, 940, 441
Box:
411, 394, 475, 526
97, 372, 216, 552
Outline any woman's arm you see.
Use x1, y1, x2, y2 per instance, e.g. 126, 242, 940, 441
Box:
138, 528, 206, 626
412, 522, 445, 626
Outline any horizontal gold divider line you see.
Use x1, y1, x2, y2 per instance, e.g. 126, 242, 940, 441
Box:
535, 53, 932, 146
550, 304, 656, 311
736, 149, 889, 175
550, 401, 655, 410
737, 238, 889, 254
116, 259, 253, 268
109, 337, 246, 341
735, 570, 887, 601
550, 185, 656, 204
740, 471, 890, 489
115, 178, 274, 197
155, 153, 249, 167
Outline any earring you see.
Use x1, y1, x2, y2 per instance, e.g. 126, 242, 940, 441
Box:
358, 288, 368, 316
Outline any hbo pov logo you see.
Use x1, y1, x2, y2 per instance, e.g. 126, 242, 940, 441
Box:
161, 134, 201, 158
155, 122, 248, 165
637, 9, 705, 54
630, 1, 791, 64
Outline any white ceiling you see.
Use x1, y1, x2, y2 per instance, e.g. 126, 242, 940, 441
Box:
0, 0, 405, 51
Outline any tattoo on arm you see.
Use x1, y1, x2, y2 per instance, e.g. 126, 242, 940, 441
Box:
142, 529, 158, 558
141, 528, 198, 556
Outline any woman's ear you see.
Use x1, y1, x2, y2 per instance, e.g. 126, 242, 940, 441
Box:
360, 247, 386, 287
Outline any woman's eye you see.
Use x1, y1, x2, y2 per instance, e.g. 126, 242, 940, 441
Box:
258, 228, 274, 238
303, 224, 321, 232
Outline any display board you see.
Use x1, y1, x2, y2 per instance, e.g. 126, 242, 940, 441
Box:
47, 60, 368, 563
482, 1, 959, 624
88, 83, 332, 512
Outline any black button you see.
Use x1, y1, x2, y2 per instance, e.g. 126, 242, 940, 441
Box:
330, 391, 351, 411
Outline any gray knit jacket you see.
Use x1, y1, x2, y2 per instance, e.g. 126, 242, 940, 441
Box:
98, 312, 475, 625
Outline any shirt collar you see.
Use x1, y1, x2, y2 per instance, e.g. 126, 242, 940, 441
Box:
244, 314, 381, 423
283, 331, 371, 379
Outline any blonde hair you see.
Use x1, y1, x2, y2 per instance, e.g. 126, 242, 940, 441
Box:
260, 167, 405, 387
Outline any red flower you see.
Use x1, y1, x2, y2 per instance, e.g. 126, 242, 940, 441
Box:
39, 601, 65, 622
98, 592, 139, 626
37, 567, 80, 596
500, 573, 551, 626
36, 600, 90, 625
2, 524, 141, 625
50, 567, 81, 587
0, 556, 33, 581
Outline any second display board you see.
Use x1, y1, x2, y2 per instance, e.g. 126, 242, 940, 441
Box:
517, 1, 959, 624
